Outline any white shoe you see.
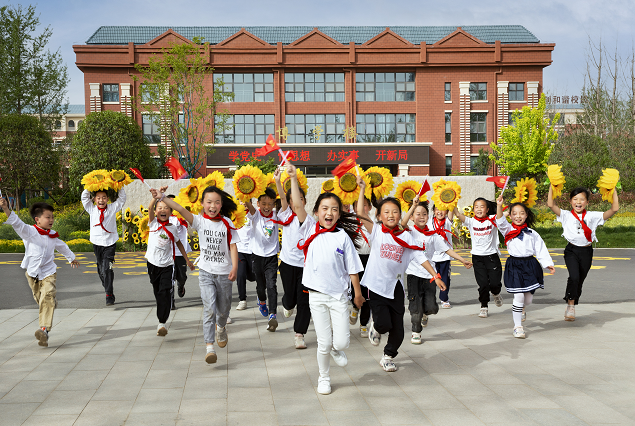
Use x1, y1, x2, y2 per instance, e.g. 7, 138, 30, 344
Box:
226, 317, 233, 324
478, 308, 488, 318
421, 314, 428, 327
441, 300, 452, 309
513, 326, 526, 339
294, 334, 306, 349
236, 300, 247, 310
216, 325, 228, 348
360, 325, 368, 338
349, 306, 359, 325
157, 324, 168, 336
205, 345, 217, 364
283, 307, 294, 318
330, 349, 348, 367
411, 332, 422, 345
493, 293, 503, 307
317, 377, 331, 395
380, 354, 397, 372
368, 320, 381, 346
565, 305, 575, 321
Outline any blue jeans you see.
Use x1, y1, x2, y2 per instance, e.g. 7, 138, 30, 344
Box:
199, 270, 233, 344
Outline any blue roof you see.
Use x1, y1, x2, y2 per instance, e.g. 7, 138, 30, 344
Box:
67, 104, 85, 114
85, 25, 539, 46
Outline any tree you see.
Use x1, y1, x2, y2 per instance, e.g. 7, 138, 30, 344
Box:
490, 94, 560, 179
0, 114, 60, 209
132, 39, 233, 177
0, 4, 69, 130
471, 148, 492, 175
69, 111, 157, 193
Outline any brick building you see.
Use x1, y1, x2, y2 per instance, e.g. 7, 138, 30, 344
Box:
73, 25, 554, 176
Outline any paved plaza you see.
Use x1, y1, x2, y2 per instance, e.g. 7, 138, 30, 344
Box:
1, 250, 634, 425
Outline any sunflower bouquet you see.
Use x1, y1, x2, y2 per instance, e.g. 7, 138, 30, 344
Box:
230, 198, 248, 229
547, 164, 566, 198
395, 180, 425, 212
109, 170, 132, 191
81, 170, 113, 193
117, 205, 149, 251
265, 173, 279, 199
175, 178, 206, 215
597, 168, 619, 202
332, 171, 371, 206
511, 178, 538, 208
202, 170, 225, 190
321, 179, 335, 194
233, 165, 267, 203
281, 168, 309, 195
431, 179, 462, 211
451, 216, 471, 249
362, 167, 394, 198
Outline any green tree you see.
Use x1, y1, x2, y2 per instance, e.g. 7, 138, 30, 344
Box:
0, 4, 69, 130
68, 111, 157, 193
0, 114, 60, 209
490, 94, 560, 179
132, 39, 233, 177
471, 148, 492, 175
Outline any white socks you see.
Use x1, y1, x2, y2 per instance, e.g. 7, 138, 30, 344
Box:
512, 293, 533, 327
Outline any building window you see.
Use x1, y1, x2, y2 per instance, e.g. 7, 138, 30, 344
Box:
285, 73, 345, 102
356, 73, 415, 102
509, 83, 524, 101
215, 115, 275, 144
445, 113, 451, 143
142, 115, 161, 145
469, 83, 487, 101
444, 83, 451, 101
508, 112, 514, 125
445, 156, 452, 176
215, 74, 274, 102
470, 113, 487, 142
103, 84, 119, 102
285, 114, 345, 143
356, 114, 415, 142
68, 120, 75, 129
55, 120, 62, 129
470, 155, 479, 171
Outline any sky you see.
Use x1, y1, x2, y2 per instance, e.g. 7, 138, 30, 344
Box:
10, 0, 635, 105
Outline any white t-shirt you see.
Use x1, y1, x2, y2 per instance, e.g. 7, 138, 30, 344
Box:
247, 210, 279, 257
463, 215, 501, 256
300, 216, 363, 299
406, 227, 450, 279
82, 189, 126, 247
497, 217, 554, 268
169, 215, 191, 256
277, 207, 305, 268
192, 214, 240, 275
236, 218, 253, 254
145, 219, 180, 268
361, 224, 429, 299
428, 217, 454, 262
557, 210, 605, 246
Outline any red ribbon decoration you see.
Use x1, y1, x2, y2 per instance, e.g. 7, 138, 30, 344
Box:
571, 210, 593, 243
271, 211, 296, 226
504, 222, 531, 245
151, 220, 176, 259
203, 213, 235, 248
381, 223, 425, 251
297, 223, 338, 260
34, 225, 59, 239
259, 209, 273, 219
473, 215, 498, 228
94, 207, 112, 233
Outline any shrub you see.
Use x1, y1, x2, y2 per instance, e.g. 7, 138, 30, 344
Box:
549, 132, 611, 191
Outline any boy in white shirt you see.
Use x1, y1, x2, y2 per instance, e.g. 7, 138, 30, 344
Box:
81, 188, 126, 306
235, 212, 255, 310
0, 199, 80, 347
166, 194, 195, 309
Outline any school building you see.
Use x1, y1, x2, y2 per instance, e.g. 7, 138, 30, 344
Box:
73, 26, 554, 177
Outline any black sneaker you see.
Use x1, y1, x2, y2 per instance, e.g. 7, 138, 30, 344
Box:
106, 295, 115, 306
177, 283, 185, 298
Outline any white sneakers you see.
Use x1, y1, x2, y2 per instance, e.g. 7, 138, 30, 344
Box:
216, 325, 228, 348
565, 305, 575, 321
441, 300, 452, 309
157, 324, 168, 336
294, 334, 306, 349
317, 377, 331, 395
349, 306, 359, 325
236, 300, 247, 310
421, 314, 428, 327
380, 354, 397, 372
205, 345, 217, 364
360, 325, 369, 338
513, 326, 526, 339
493, 293, 504, 307
330, 349, 348, 367
368, 320, 381, 346
226, 317, 233, 324
478, 308, 488, 318
283, 307, 294, 318
411, 332, 422, 345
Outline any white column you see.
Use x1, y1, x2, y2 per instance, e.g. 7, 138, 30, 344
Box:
458, 82, 470, 173
398, 164, 409, 177
527, 81, 539, 107
120, 83, 132, 117
89, 83, 101, 112
497, 81, 509, 140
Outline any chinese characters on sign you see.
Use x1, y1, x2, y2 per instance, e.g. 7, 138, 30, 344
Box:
343, 126, 357, 142
276, 126, 289, 141
375, 150, 408, 161
546, 95, 582, 105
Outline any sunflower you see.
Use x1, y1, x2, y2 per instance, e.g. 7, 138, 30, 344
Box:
332, 172, 370, 206
109, 170, 132, 191
547, 164, 566, 198
265, 173, 279, 199
176, 178, 206, 214
132, 215, 141, 225
124, 208, 132, 223
431, 180, 462, 211
597, 168, 620, 202
281, 169, 309, 195
233, 165, 267, 203
137, 215, 150, 244
462, 205, 474, 218
321, 179, 335, 194
82, 169, 113, 193
395, 180, 424, 212
511, 178, 538, 208
363, 166, 394, 198
230, 199, 247, 229
123, 231, 129, 242
133, 238, 141, 245
116, 211, 122, 221
202, 170, 226, 190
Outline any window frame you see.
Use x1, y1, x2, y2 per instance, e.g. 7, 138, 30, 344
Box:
214, 73, 274, 103
214, 114, 275, 144
508, 82, 525, 101
355, 72, 416, 102
142, 114, 161, 146
445, 155, 452, 176
445, 112, 451, 143
355, 113, 416, 143
285, 73, 345, 103
444, 82, 451, 102
103, 84, 119, 103
469, 82, 487, 101
285, 114, 346, 143
470, 112, 487, 142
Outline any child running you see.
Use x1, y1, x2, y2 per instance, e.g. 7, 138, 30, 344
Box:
167, 194, 195, 308
350, 195, 373, 338
429, 204, 455, 308
547, 185, 619, 320
401, 198, 471, 344
0, 199, 80, 346
288, 163, 364, 395
454, 198, 503, 318
146, 190, 192, 336
235, 207, 255, 311
273, 167, 311, 349
154, 186, 239, 364
356, 177, 446, 372
495, 194, 555, 338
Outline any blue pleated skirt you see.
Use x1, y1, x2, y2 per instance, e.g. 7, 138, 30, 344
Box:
503, 256, 544, 293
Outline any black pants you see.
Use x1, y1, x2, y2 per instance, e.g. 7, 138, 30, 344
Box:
436, 260, 452, 302
351, 254, 371, 326
472, 254, 502, 308
407, 274, 439, 333
147, 262, 173, 324
94, 243, 116, 301
368, 283, 405, 358
253, 254, 279, 313
563, 243, 594, 305
174, 256, 188, 286
279, 261, 311, 334
237, 252, 255, 301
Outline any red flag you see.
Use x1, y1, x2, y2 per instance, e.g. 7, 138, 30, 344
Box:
254, 134, 280, 157
129, 168, 144, 182
283, 151, 296, 161
164, 157, 188, 181
331, 153, 357, 178
486, 176, 509, 189
417, 179, 431, 197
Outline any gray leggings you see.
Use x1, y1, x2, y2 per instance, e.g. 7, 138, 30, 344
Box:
199, 269, 233, 344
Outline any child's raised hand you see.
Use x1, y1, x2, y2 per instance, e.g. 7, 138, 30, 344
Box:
273, 167, 282, 182
357, 174, 366, 188
0, 198, 7, 209
150, 188, 161, 199
159, 185, 168, 193
70, 260, 80, 268
412, 196, 420, 206
547, 266, 556, 274
496, 193, 504, 205
286, 162, 297, 178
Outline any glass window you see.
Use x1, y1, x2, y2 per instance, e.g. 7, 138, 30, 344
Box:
356, 73, 415, 102
356, 114, 415, 142
285, 73, 345, 102
445, 113, 451, 143
214, 73, 274, 102
55, 120, 62, 129
215, 114, 275, 144
509, 83, 524, 101
444, 82, 451, 101
470, 156, 479, 170
68, 120, 75, 129
103, 84, 119, 102
285, 114, 345, 143
142, 115, 161, 145
469, 82, 487, 101
470, 113, 487, 142
445, 156, 452, 176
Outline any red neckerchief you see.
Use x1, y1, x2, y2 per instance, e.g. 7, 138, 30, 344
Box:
414, 224, 436, 236
152, 219, 176, 259
259, 209, 273, 219
356, 220, 370, 246
473, 215, 497, 228
504, 223, 532, 245
271, 211, 296, 226
297, 223, 338, 260
94, 206, 112, 233
203, 213, 235, 247
34, 225, 59, 239
433, 217, 457, 244
171, 214, 188, 229
571, 210, 592, 242
381, 223, 425, 251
